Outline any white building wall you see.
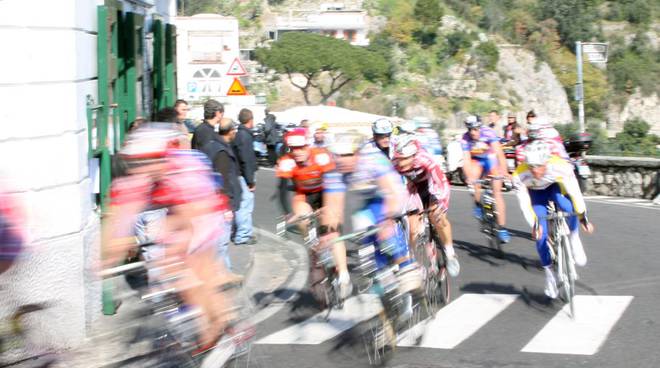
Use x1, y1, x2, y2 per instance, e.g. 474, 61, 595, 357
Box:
0, 0, 174, 350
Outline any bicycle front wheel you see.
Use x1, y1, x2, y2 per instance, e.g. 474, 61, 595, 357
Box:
560, 234, 576, 317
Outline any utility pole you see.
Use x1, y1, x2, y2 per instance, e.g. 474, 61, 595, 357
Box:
576, 41, 585, 133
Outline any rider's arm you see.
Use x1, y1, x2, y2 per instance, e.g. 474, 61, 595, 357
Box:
377, 172, 407, 219
322, 171, 346, 231
276, 156, 295, 215
556, 160, 587, 217
512, 169, 536, 228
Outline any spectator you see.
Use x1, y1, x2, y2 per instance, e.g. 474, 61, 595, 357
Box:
263, 109, 279, 166
174, 99, 196, 133
155, 107, 189, 137
526, 110, 537, 125
232, 108, 257, 245
312, 122, 328, 148
503, 112, 524, 147
198, 118, 241, 269
191, 99, 224, 150
488, 110, 502, 136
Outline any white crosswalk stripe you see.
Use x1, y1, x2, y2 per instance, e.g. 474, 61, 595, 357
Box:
398, 293, 519, 349
521, 295, 634, 355
257, 294, 381, 345
257, 293, 634, 356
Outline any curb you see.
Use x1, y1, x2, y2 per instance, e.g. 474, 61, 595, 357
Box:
245, 227, 309, 326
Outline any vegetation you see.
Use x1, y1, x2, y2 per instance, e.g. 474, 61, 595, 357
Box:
255, 32, 388, 104
556, 118, 659, 156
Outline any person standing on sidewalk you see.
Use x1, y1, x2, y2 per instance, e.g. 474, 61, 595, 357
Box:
263, 109, 279, 167
192, 99, 224, 151
199, 118, 242, 268
174, 99, 196, 133
233, 108, 257, 245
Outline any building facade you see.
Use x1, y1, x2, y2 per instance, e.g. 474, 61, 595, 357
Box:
265, 3, 370, 46
0, 0, 176, 351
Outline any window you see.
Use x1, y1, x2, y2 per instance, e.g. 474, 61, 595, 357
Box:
188, 31, 225, 63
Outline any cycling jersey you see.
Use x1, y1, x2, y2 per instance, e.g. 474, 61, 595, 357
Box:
515, 128, 568, 163
395, 147, 451, 212
461, 127, 499, 159
110, 149, 227, 254
276, 148, 335, 194
512, 155, 586, 228
349, 142, 411, 269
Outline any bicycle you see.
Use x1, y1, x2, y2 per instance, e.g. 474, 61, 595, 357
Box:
411, 208, 451, 315
330, 212, 425, 366
276, 211, 343, 320
544, 204, 578, 318
99, 261, 255, 368
471, 176, 505, 252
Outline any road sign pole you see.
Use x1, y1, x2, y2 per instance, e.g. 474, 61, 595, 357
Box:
576, 41, 585, 133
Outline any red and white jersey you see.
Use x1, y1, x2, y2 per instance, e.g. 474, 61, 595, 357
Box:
395, 148, 451, 212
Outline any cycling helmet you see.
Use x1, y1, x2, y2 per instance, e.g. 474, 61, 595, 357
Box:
524, 140, 552, 166
372, 118, 394, 135
284, 128, 308, 148
329, 132, 363, 155
120, 123, 182, 160
527, 116, 552, 139
398, 120, 417, 134
393, 134, 419, 158
464, 115, 482, 129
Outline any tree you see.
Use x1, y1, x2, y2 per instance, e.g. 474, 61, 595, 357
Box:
256, 32, 388, 104
614, 118, 660, 156
537, 0, 601, 49
412, 0, 444, 47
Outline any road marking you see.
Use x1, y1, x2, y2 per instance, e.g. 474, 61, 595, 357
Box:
256, 294, 382, 345
609, 198, 647, 203
398, 293, 519, 349
521, 295, 633, 355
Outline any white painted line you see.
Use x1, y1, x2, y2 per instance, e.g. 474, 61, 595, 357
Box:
584, 195, 613, 200
399, 293, 519, 349
609, 198, 647, 203
259, 167, 276, 172
256, 293, 382, 345
521, 295, 633, 355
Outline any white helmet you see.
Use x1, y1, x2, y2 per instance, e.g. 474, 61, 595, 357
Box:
398, 120, 417, 134
393, 134, 419, 158
372, 118, 393, 135
524, 140, 552, 166
527, 116, 552, 139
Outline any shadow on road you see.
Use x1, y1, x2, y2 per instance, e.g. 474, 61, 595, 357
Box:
455, 239, 541, 270
460, 281, 559, 314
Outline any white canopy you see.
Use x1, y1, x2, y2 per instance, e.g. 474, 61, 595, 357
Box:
271, 105, 390, 126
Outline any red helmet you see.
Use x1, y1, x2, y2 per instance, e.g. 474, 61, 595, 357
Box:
285, 128, 308, 148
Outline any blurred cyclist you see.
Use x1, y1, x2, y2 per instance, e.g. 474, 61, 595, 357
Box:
369, 118, 395, 158
461, 115, 511, 243
103, 123, 236, 351
512, 141, 594, 298
515, 116, 569, 164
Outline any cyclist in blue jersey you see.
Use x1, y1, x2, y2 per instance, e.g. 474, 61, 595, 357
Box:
462, 115, 511, 243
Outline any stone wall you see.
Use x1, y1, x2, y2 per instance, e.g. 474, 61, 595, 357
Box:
586, 156, 660, 199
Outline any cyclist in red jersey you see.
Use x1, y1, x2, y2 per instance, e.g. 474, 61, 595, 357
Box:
276, 128, 335, 225
104, 124, 235, 351
392, 135, 460, 277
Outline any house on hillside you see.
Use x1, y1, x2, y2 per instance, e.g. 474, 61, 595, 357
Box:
264, 2, 370, 46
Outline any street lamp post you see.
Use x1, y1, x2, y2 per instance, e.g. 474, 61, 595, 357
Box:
575, 41, 609, 133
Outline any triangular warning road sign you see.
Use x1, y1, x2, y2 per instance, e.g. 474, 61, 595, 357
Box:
227, 78, 248, 96
226, 57, 248, 76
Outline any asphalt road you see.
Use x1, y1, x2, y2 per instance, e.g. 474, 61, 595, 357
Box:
247, 168, 660, 368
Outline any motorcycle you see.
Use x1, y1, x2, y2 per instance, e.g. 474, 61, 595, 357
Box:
252, 124, 271, 167
564, 133, 593, 193
445, 135, 465, 184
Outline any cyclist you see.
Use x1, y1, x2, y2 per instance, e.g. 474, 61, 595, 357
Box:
312, 122, 330, 148
320, 132, 365, 299
368, 118, 395, 158
276, 127, 335, 234
515, 116, 569, 164
391, 135, 460, 277
103, 124, 236, 352
512, 141, 594, 298
350, 131, 422, 318
461, 115, 511, 243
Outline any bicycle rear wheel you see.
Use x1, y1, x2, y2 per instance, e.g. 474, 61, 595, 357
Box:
359, 311, 395, 366
432, 232, 451, 306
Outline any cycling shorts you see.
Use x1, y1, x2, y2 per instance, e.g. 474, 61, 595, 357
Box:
472, 155, 498, 176
305, 191, 323, 211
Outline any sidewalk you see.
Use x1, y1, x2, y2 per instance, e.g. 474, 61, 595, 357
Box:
49, 227, 306, 367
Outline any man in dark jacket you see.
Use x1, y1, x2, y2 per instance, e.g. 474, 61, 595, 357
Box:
263, 109, 279, 166
191, 99, 224, 150
232, 108, 257, 245
200, 118, 242, 213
